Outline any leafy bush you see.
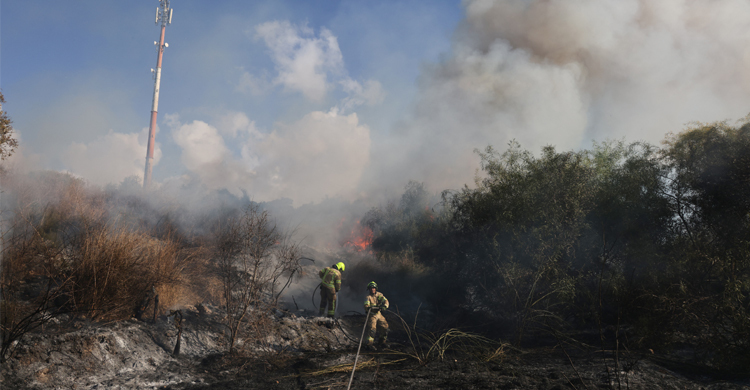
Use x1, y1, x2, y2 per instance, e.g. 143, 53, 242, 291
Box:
362, 118, 750, 371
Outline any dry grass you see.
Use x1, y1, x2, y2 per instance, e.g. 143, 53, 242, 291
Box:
0, 171, 300, 360
389, 309, 508, 365
377, 249, 429, 276
299, 357, 406, 377
63, 226, 201, 321
1, 179, 73, 361
1, 171, 216, 324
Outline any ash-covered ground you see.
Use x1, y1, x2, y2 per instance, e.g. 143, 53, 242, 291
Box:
1, 304, 748, 390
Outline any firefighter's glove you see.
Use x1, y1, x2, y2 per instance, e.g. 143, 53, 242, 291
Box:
379, 305, 387, 312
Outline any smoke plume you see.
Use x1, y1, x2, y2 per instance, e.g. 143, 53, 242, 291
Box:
368, 0, 750, 193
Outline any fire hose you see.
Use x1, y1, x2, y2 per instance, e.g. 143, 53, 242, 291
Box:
347, 307, 371, 390
311, 283, 320, 308
311, 282, 365, 343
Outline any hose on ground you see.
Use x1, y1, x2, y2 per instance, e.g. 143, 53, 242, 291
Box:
347, 308, 372, 390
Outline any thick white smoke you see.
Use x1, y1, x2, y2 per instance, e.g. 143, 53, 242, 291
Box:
62, 127, 161, 187
169, 110, 370, 204
7, 0, 749, 316
10, 0, 750, 208
368, 0, 750, 193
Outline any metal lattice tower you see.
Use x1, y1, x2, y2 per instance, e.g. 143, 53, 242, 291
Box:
143, 0, 173, 188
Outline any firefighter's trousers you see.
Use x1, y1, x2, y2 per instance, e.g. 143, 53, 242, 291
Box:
366, 310, 389, 346
319, 285, 337, 317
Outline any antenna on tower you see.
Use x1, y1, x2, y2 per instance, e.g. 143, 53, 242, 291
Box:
155, 0, 173, 27
143, 0, 173, 189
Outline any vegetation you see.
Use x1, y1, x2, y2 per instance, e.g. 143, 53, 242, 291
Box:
212, 204, 302, 353
0, 172, 302, 361
0, 91, 18, 161
361, 119, 750, 371
0, 109, 747, 374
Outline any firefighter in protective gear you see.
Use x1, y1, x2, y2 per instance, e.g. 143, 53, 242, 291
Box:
364, 281, 389, 348
318, 262, 344, 318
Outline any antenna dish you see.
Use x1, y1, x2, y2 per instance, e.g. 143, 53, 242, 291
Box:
164, 43, 168, 48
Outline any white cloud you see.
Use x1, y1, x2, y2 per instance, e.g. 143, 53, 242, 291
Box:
255, 21, 344, 101
61, 127, 160, 186
171, 119, 253, 197
338, 78, 386, 112
215, 111, 262, 139
249, 20, 386, 112
172, 120, 230, 171
170, 110, 370, 204
237, 69, 273, 96
251, 110, 370, 203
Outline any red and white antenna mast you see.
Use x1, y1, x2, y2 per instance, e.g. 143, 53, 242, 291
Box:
143, 0, 173, 188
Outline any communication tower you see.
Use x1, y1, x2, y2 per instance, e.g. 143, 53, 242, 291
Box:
143, 0, 173, 188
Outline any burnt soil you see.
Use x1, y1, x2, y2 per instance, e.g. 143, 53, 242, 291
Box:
172, 346, 750, 390
2, 305, 749, 390
175, 349, 750, 389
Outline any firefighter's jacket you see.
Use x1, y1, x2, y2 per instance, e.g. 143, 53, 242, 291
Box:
364, 291, 389, 313
319, 267, 342, 292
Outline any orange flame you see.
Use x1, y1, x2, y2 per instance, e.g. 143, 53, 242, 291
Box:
342, 220, 374, 252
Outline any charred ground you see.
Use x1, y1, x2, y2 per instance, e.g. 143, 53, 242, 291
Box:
1, 305, 748, 389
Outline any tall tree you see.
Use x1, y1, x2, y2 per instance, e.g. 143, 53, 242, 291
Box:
658, 119, 750, 368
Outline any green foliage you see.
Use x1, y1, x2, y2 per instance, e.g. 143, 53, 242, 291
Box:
655, 120, 750, 369
364, 118, 750, 371
0, 91, 19, 161
362, 180, 438, 254
454, 144, 605, 342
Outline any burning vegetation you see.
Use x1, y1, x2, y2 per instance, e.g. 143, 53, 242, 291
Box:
1, 118, 749, 388
340, 220, 374, 252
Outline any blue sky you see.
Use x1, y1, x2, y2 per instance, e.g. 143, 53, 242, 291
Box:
3, 0, 750, 205
2, 0, 463, 203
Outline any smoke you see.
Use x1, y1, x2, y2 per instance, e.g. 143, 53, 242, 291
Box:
5, 0, 750, 236
368, 0, 750, 192
168, 109, 370, 204
4, 0, 750, 322
62, 127, 161, 186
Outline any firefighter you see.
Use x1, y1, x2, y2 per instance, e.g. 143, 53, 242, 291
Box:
318, 262, 345, 318
363, 281, 389, 349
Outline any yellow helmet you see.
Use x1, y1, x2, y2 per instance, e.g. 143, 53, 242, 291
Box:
336, 262, 345, 272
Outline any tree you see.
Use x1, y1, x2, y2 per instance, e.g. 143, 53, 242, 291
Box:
656, 119, 750, 369
213, 204, 302, 353
0, 92, 19, 161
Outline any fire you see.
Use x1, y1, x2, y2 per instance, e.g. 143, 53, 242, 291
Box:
341, 220, 374, 252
